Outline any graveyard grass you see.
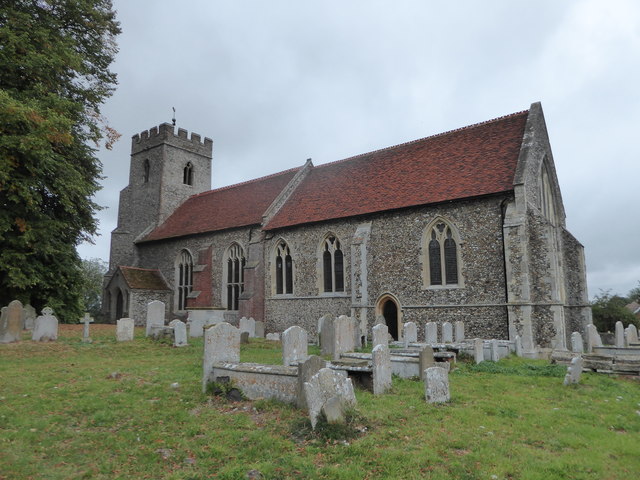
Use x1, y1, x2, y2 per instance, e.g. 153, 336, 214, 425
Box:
1, 326, 639, 480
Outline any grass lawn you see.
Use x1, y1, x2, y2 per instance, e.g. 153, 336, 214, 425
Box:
1, 324, 639, 480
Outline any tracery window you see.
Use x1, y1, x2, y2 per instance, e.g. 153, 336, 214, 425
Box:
226, 244, 245, 310
183, 162, 193, 186
425, 220, 460, 287
274, 240, 293, 295
322, 235, 344, 293
176, 250, 193, 310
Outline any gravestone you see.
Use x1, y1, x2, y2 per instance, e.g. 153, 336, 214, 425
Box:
296, 355, 327, 409
424, 366, 450, 403
266, 332, 280, 341
81, 313, 94, 343
490, 339, 499, 362
169, 319, 188, 347
1, 300, 23, 343
317, 314, 332, 346
239, 317, 256, 338
419, 345, 435, 379
116, 318, 135, 341
32, 307, 58, 342
335, 315, 356, 359
514, 335, 523, 357
24, 304, 37, 330
372, 323, 389, 348
473, 338, 484, 364
425, 322, 438, 344
570, 331, 584, 354
303, 367, 356, 429
454, 321, 465, 343
586, 324, 602, 352
563, 356, 583, 386
202, 323, 240, 392
240, 331, 250, 344
320, 316, 335, 357
626, 324, 639, 345
372, 344, 392, 395
254, 321, 265, 339
187, 317, 206, 338
145, 301, 165, 337
282, 325, 308, 366
403, 322, 417, 348
615, 321, 625, 348
351, 316, 362, 349
442, 322, 453, 343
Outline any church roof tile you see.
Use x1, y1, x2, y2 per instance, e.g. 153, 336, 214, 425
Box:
119, 266, 170, 290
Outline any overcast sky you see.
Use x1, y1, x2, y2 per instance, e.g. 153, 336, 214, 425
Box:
78, 0, 640, 298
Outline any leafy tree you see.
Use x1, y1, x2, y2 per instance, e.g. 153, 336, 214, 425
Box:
0, 1, 120, 322
80, 257, 108, 321
591, 290, 638, 332
627, 281, 640, 303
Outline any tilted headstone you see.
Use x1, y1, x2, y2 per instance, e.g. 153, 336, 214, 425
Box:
372, 344, 392, 395
202, 323, 240, 392
425, 322, 438, 344
490, 339, 499, 362
570, 331, 584, 354
116, 318, 135, 341
303, 367, 356, 429
169, 319, 188, 347
372, 323, 389, 348
24, 304, 36, 330
419, 345, 435, 379
81, 313, 94, 343
626, 324, 639, 345
296, 355, 327, 409
239, 317, 256, 338
254, 320, 265, 339
514, 335, 523, 357
145, 300, 165, 337
442, 322, 453, 343
266, 332, 280, 341
474, 338, 484, 364
32, 307, 58, 342
282, 325, 308, 366
403, 322, 417, 348
454, 321, 465, 343
0, 300, 23, 343
615, 321, 625, 348
424, 366, 450, 403
563, 356, 583, 386
586, 324, 602, 352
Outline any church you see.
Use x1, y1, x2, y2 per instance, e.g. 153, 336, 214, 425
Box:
103, 102, 591, 356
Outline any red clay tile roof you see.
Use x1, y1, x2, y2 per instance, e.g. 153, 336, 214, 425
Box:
264, 110, 529, 230
120, 266, 170, 290
142, 168, 300, 242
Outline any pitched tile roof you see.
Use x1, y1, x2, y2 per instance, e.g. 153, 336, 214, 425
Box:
264, 110, 529, 230
142, 167, 300, 242
120, 266, 170, 290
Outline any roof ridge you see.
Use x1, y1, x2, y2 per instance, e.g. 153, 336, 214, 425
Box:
120, 266, 160, 272
189, 165, 303, 199
313, 109, 530, 170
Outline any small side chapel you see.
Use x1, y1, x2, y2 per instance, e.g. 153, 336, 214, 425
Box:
103, 102, 591, 356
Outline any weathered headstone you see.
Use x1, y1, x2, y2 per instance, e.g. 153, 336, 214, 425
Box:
282, 325, 308, 366
424, 366, 450, 403
145, 300, 165, 337
372, 323, 389, 348
81, 313, 94, 343
266, 332, 280, 341
615, 321, 625, 348
586, 324, 602, 352
187, 317, 206, 338
0, 300, 23, 343
626, 324, 639, 346
202, 323, 240, 392
240, 331, 250, 344
335, 315, 356, 360
372, 344, 392, 395
317, 314, 332, 346
32, 307, 58, 342
454, 321, 465, 343
351, 316, 362, 349
419, 345, 435, 379
303, 367, 356, 429
514, 335, 523, 357
254, 320, 265, 339
403, 321, 417, 348
442, 322, 453, 343
239, 317, 256, 338
570, 331, 584, 354
169, 319, 188, 347
320, 316, 335, 357
296, 355, 327, 409
474, 338, 484, 364
490, 339, 499, 362
563, 356, 583, 386
116, 318, 135, 341
425, 322, 438, 344
23, 304, 37, 330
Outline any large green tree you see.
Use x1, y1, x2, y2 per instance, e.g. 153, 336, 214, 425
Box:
0, 1, 120, 322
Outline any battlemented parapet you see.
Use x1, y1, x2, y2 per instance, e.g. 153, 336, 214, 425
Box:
131, 123, 213, 157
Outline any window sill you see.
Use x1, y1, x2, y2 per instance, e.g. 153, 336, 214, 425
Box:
423, 284, 464, 290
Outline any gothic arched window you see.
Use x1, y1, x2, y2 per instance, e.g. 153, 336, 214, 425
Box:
225, 244, 245, 310
176, 250, 193, 310
322, 235, 344, 293
424, 220, 462, 287
274, 240, 293, 295
183, 162, 193, 186
143, 159, 150, 183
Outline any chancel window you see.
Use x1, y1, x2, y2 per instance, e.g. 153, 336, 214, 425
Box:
226, 244, 245, 310
176, 250, 193, 310
274, 240, 293, 295
322, 235, 344, 293
183, 162, 193, 186
426, 221, 460, 287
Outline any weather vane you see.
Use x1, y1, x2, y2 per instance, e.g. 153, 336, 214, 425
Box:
172, 107, 176, 126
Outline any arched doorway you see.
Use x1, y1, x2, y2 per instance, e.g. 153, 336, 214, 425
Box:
115, 289, 124, 320
376, 294, 401, 341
